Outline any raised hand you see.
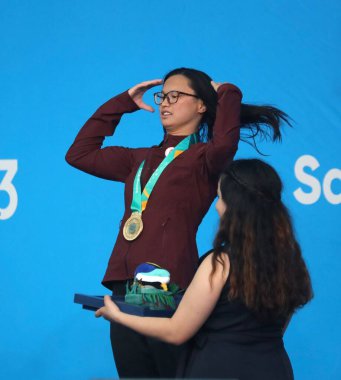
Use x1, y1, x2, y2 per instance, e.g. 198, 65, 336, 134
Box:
211, 80, 224, 92
128, 79, 163, 112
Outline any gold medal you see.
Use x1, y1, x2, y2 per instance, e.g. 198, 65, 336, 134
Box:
124, 134, 198, 242
123, 212, 143, 241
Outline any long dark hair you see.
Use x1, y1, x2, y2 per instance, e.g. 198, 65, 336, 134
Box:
211, 159, 313, 320
164, 68, 291, 149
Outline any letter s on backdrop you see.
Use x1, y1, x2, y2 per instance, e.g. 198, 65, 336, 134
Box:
294, 155, 340, 205
294, 155, 321, 205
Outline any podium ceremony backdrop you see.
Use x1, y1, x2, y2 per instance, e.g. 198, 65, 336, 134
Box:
1, 1, 340, 379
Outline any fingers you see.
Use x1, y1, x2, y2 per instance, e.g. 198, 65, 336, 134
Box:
139, 79, 163, 89
128, 79, 162, 107
95, 296, 121, 322
139, 79, 163, 92
140, 103, 155, 113
211, 81, 228, 92
103, 295, 112, 305
211, 81, 222, 92
103, 295, 118, 310
95, 295, 111, 318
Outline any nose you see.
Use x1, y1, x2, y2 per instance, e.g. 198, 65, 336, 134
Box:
160, 95, 171, 106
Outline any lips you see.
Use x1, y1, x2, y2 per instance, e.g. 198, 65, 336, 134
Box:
161, 111, 172, 116
161, 110, 173, 119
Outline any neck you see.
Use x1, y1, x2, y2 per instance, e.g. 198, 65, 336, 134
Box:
167, 131, 190, 137
165, 126, 198, 136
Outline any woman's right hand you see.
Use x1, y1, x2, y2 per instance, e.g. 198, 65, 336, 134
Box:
128, 79, 163, 112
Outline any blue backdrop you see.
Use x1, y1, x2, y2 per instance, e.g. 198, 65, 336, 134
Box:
1, 1, 340, 379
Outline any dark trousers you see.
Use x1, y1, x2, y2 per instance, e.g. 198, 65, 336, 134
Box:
110, 281, 186, 378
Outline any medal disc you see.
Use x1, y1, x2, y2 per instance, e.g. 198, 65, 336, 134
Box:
123, 212, 143, 241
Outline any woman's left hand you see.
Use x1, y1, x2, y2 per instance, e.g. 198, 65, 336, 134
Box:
95, 295, 121, 322
211, 81, 224, 92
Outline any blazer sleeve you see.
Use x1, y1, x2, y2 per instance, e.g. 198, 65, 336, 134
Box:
205, 83, 242, 177
65, 90, 146, 183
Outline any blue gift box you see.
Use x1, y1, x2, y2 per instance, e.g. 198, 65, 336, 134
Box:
74, 293, 182, 317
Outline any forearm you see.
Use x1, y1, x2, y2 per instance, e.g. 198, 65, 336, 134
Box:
115, 312, 179, 344
213, 97, 241, 153
98, 255, 229, 345
65, 91, 140, 181
66, 90, 138, 159
205, 83, 242, 175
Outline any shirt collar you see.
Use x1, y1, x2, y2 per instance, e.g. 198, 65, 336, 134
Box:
160, 133, 195, 148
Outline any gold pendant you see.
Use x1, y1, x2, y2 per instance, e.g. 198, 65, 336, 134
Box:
123, 212, 143, 241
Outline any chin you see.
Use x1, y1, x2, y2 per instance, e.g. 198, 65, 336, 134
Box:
162, 124, 175, 133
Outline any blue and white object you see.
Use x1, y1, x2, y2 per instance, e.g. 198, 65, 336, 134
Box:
134, 262, 171, 284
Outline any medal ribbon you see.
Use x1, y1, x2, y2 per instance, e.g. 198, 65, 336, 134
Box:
130, 133, 198, 214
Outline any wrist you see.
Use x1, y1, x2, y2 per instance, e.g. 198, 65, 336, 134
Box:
113, 309, 124, 324
217, 83, 232, 93
217, 83, 243, 100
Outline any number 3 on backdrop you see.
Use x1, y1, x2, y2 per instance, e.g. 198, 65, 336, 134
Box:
0, 159, 18, 220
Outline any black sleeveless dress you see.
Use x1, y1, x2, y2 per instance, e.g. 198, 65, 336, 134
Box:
176, 251, 294, 380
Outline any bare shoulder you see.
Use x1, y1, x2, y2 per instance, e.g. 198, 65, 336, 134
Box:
199, 251, 230, 282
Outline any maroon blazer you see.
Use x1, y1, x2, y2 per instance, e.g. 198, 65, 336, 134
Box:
66, 84, 242, 290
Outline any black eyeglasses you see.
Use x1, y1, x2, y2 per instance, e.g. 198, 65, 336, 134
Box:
153, 90, 199, 105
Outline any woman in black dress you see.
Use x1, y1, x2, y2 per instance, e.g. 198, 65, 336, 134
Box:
96, 158, 313, 380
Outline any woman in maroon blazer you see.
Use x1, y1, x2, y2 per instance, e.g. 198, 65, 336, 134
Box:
66, 67, 289, 378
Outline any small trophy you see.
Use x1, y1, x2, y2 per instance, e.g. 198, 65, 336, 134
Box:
125, 262, 180, 311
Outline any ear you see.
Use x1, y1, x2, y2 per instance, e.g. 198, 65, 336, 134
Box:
198, 100, 207, 114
